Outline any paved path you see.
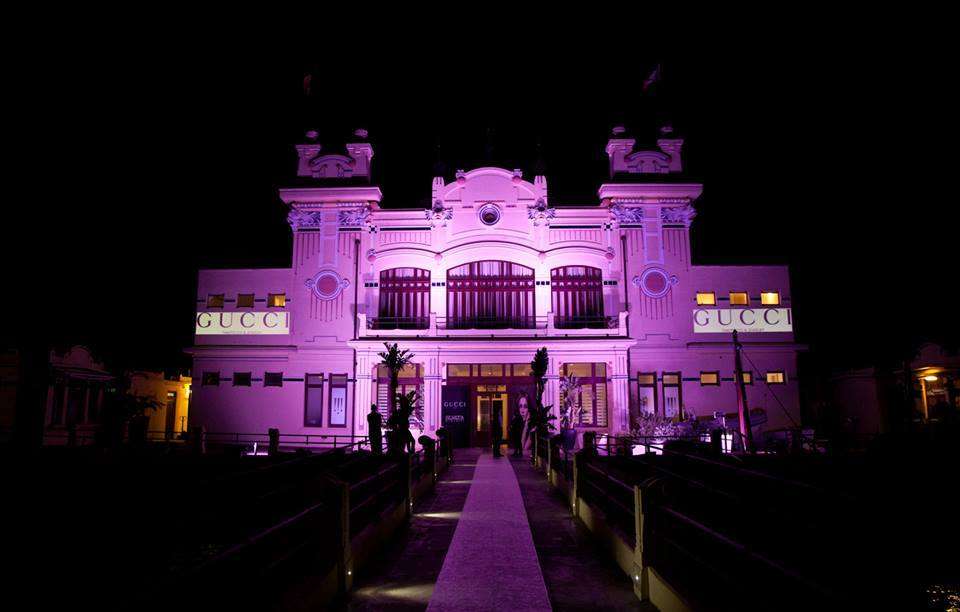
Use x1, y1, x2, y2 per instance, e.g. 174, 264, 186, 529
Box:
341, 450, 481, 611
510, 455, 653, 611
427, 452, 551, 612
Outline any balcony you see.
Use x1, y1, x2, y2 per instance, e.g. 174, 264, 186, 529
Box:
367, 316, 430, 330
441, 316, 539, 330
553, 315, 619, 330
356, 312, 628, 339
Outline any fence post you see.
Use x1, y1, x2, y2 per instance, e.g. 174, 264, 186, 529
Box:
546, 436, 553, 484
571, 452, 581, 517
405, 453, 414, 519
336, 478, 352, 594
633, 484, 649, 600
533, 434, 540, 468
268, 428, 280, 456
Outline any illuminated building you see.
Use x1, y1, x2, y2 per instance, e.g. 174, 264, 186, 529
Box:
189, 127, 802, 445
128, 371, 192, 437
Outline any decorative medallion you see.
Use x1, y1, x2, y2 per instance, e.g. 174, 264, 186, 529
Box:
305, 270, 350, 301
425, 199, 453, 227
478, 203, 501, 226
633, 267, 678, 298
527, 198, 556, 226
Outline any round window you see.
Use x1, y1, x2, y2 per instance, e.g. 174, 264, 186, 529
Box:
637, 268, 674, 298
478, 203, 501, 226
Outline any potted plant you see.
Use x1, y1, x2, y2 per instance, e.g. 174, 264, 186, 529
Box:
525, 348, 557, 457
558, 373, 582, 451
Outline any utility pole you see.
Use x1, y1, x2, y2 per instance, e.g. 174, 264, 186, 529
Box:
733, 330, 755, 453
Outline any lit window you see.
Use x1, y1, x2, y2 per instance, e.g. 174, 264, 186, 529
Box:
233, 372, 251, 387
447, 364, 471, 378
766, 371, 786, 384
700, 372, 720, 386
201, 371, 220, 386
637, 373, 656, 386
662, 372, 680, 386
741, 371, 753, 385
761, 291, 781, 305
268, 293, 286, 307
237, 293, 255, 308
696, 292, 716, 305
264, 372, 283, 387
729, 292, 748, 305
207, 294, 224, 308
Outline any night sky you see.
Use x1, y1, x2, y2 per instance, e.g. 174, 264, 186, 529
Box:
14, 47, 955, 377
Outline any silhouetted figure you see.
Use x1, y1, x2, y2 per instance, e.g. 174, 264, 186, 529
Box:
367, 404, 382, 455
492, 410, 503, 457
509, 410, 524, 457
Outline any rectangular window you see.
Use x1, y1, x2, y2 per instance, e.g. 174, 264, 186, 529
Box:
268, 293, 286, 308
207, 294, 224, 308
741, 371, 753, 385
700, 371, 720, 386
766, 371, 786, 384
480, 364, 502, 377
760, 291, 781, 305
729, 292, 748, 305
696, 292, 716, 305
233, 372, 251, 387
237, 293, 255, 308
637, 372, 657, 416
561, 363, 607, 427
264, 372, 283, 387
328, 374, 348, 427
513, 364, 531, 376
305, 374, 324, 427
447, 364, 471, 378
662, 371, 682, 419
201, 371, 220, 386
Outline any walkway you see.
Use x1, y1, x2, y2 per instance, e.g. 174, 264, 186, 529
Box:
427, 453, 550, 611
339, 448, 648, 611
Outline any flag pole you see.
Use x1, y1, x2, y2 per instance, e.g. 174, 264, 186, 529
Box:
733, 330, 755, 453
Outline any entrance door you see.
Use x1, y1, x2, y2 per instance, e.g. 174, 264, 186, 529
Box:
471, 385, 507, 447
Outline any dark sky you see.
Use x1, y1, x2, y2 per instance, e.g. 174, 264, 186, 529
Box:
13, 42, 955, 375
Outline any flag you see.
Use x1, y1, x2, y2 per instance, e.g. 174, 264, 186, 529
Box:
643, 64, 660, 92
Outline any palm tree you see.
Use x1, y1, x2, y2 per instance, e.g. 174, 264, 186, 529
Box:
377, 342, 415, 423
526, 347, 556, 446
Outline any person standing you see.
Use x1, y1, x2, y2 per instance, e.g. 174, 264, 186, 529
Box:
367, 404, 383, 455
509, 409, 524, 457
492, 408, 503, 457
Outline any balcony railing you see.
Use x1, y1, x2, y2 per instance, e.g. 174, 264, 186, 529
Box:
356, 312, 628, 338
367, 316, 430, 330
553, 315, 618, 330
441, 315, 539, 330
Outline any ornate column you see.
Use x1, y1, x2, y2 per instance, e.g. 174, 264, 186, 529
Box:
354, 351, 373, 435
422, 350, 442, 434
610, 350, 631, 433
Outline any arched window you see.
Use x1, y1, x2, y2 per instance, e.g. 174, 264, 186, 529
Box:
446, 261, 535, 329
377, 268, 430, 329
551, 266, 605, 328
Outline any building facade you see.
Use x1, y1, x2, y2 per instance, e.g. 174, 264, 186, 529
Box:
189, 129, 802, 446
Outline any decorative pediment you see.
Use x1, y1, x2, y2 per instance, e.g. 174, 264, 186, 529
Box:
624, 150, 672, 174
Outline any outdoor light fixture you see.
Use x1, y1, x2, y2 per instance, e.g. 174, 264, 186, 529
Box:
923, 375, 938, 382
